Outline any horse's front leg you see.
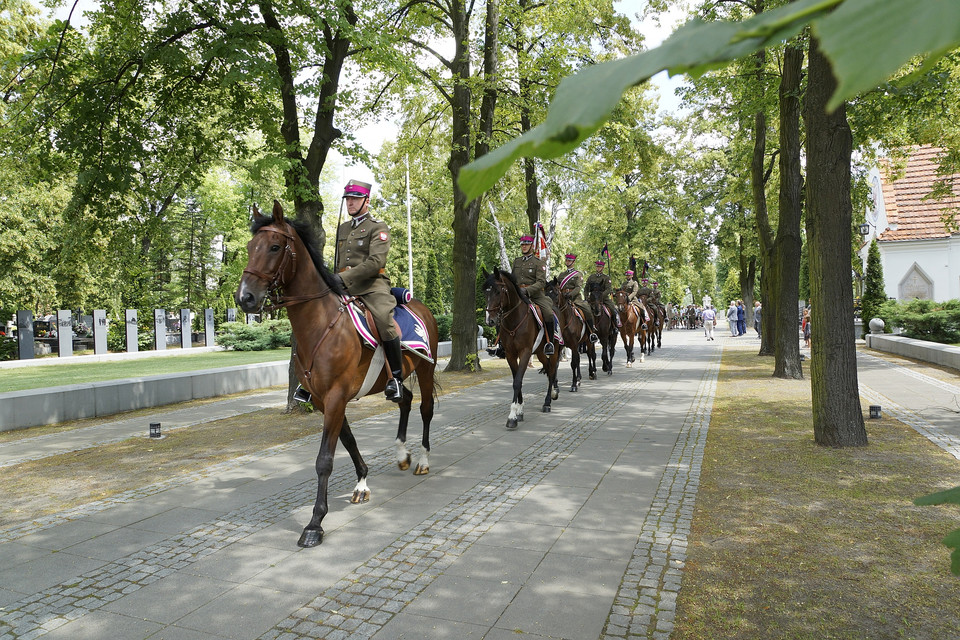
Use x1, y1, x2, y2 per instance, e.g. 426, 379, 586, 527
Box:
543, 349, 559, 412
298, 402, 345, 548
570, 345, 581, 392
507, 352, 529, 430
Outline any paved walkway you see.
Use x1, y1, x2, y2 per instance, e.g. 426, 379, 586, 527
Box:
0, 330, 958, 640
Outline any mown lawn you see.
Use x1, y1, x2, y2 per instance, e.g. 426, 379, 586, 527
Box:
0, 349, 291, 393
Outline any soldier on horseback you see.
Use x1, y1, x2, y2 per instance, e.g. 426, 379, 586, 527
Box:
511, 235, 556, 356
586, 260, 621, 327
557, 253, 599, 343
332, 179, 405, 402
622, 270, 650, 323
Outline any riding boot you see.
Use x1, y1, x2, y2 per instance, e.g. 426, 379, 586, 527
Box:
587, 317, 599, 343
543, 322, 556, 356
382, 337, 404, 402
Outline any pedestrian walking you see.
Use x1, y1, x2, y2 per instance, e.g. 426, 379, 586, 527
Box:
754, 301, 762, 338
726, 301, 738, 336
701, 305, 717, 340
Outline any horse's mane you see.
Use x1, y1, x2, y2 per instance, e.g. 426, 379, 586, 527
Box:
497, 268, 531, 305
251, 215, 345, 296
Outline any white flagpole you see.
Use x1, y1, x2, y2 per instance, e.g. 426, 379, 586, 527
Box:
405, 154, 414, 295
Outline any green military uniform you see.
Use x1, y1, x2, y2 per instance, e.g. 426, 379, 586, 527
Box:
336, 212, 398, 340
511, 254, 554, 321
621, 277, 640, 303
650, 284, 662, 305
558, 267, 593, 320
586, 271, 617, 317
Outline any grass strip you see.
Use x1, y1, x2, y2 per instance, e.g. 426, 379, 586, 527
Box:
0, 349, 291, 393
673, 348, 960, 639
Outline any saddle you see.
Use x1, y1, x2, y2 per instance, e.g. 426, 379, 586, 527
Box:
344, 287, 434, 362
528, 304, 563, 346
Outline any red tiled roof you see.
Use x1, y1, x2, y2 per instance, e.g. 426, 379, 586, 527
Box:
877, 146, 960, 242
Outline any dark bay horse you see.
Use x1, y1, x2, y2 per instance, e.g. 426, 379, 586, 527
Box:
482, 268, 559, 429
236, 201, 439, 548
546, 277, 595, 391
613, 290, 646, 366
586, 280, 617, 376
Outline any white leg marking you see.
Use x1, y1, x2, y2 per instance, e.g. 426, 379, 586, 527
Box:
395, 438, 408, 464
508, 402, 520, 420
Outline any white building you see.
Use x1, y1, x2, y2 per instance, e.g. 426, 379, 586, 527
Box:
859, 146, 960, 302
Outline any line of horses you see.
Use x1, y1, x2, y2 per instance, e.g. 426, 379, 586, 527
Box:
481, 268, 665, 428
235, 203, 665, 548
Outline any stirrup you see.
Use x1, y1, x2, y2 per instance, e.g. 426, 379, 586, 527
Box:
589, 333, 599, 343
385, 377, 403, 402
293, 384, 311, 404
543, 341, 555, 356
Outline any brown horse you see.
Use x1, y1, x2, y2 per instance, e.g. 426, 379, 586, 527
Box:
482, 267, 559, 429
235, 201, 439, 548
613, 290, 647, 366
546, 277, 595, 391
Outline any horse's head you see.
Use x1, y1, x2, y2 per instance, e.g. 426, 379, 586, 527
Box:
481, 268, 506, 326
613, 289, 628, 312
236, 200, 300, 313
586, 280, 604, 314
545, 277, 559, 303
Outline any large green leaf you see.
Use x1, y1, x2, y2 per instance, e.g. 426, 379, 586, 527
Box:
458, 0, 837, 200
816, 0, 960, 110
459, 0, 960, 201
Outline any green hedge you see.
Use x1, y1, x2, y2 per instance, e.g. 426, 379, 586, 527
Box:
216, 320, 293, 351
879, 299, 960, 344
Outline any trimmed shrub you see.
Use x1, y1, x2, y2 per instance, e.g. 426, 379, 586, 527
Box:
879, 299, 960, 344
216, 320, 292, 350
861, 240, 886, 338
435, 314, 452, 342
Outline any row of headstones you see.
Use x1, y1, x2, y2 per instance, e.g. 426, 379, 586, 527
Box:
12, 308, 253, 360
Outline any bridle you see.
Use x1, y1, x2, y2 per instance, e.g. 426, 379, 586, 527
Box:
485, 275, 529, 337
242, 223, 331, 312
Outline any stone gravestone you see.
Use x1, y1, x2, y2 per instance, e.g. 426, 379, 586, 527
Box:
227, 308, 237, 323
57, 310, 73, 357
180, 308, 191, 349
125, 310, 138, 353
93, 310, 108, 354
204, 308, 215, 347
154, 309, 166, 351
16, 310, 34, 360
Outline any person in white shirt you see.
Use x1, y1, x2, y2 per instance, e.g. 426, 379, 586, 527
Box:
702, 305, 718, 341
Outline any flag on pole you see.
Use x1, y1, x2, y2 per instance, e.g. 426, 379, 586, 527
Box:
535, 222, 548, 259
599, 242, 610, 262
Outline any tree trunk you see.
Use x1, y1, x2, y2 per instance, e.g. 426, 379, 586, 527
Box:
803, 38, 866, 447
447, 0, 498, 372
773, 43, 804, 379
752, 109, 776, 357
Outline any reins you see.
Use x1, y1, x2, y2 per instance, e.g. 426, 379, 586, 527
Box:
244, 221, 346, 380
490, 277, 531, 338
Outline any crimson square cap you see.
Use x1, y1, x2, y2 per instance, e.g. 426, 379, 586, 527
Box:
343, 180, 372, 198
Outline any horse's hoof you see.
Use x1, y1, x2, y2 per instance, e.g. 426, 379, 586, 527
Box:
607, 370, 613, 376
551, 389, 559, 400
506, 418, 518, 430
351, 489, 371, 504
589, 373, 597, 380
398, 454, 411, 471
297, 528, 324, 548
542, 405, 551, 413
413, 464, 429, 475
518, 413, 524, 422
570, 385, 577, 392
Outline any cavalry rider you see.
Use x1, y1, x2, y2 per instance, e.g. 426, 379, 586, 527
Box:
650, 281, 663, 306
332, 179, 405, 402
622, 269, 650, 323
621, 269, 640, 303
637, 277, 653, 300
558, 253, 599, 343
511, 234, 556, 355
586, 259, 621, 327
